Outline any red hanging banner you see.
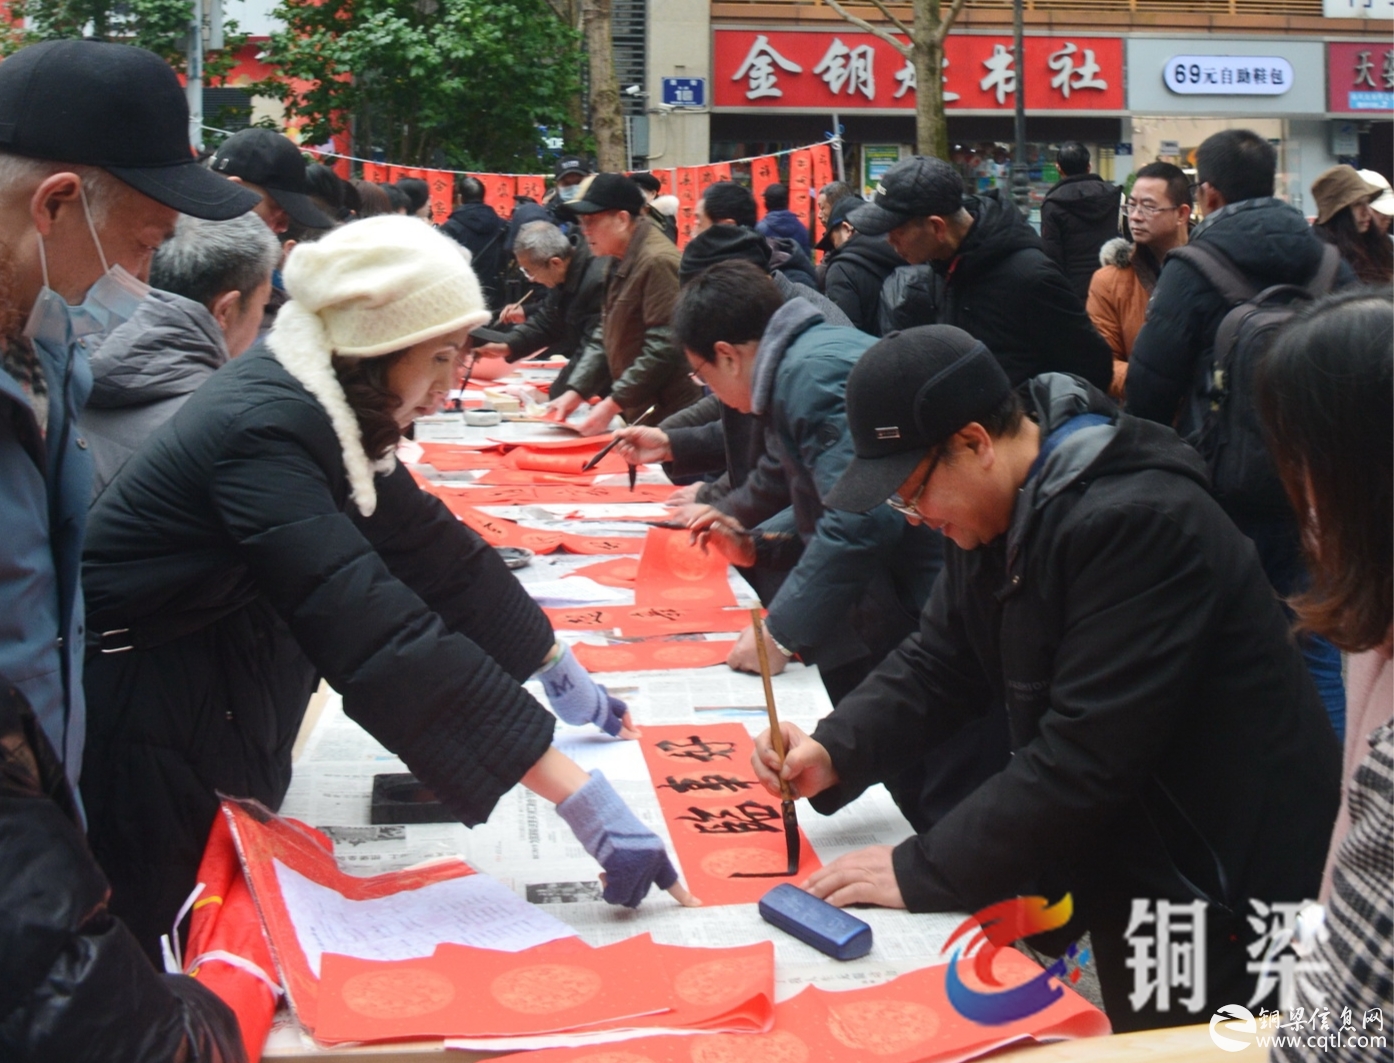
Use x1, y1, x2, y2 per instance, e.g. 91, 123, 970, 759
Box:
749, 156, 778, 222
673, 166, 701, 248
516, 174, 546, 202
809, 143, 835, 246
786, 149, 813, 229
361, 162, 389, 184
426, 170, 454, 224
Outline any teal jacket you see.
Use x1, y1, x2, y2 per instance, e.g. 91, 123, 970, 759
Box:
752, 301, 941, 664
0, 331, 94, 793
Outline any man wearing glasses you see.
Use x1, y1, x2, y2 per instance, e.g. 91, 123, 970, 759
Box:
752, 326, 1339, 1032
1086, 161, 1191, 401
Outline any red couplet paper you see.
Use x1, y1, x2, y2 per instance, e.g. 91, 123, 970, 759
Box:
557, 533, 646, 555
442, 501, 565, 554
516, 175, 546, 202
431, 484, 676, 505
219, 798, 479, 1033
674, 166, 700, 248
362, 162, 389, 184
414, 442, 506, 471
572, 639, 735, 673
565, 557, 639, 587
491, 434, 614, 452
787, 149, 813, 224
750, 156, 779, 221
186, 813, 279, 1063
639, 940, 774, 1033
545, 605, 758, 638
314, 935, 673, 1043
633, 527, 738, 608
637, 723, 821, 905
506, 449, 632, 476
491, 950, 1109, 1063
475, 468, 598, 485
426, 170, 453, 224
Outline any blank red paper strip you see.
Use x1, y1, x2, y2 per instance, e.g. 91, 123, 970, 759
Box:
573, 639, 735, 673
633, 527, 737, 608
475, 468, 598, 486
507, 449, 632, 476
439, 484, 675, 504
566, 558, 640, 587
637, 723, 821, 905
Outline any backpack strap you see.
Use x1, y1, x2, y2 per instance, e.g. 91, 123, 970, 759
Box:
1166, 242, 1258, 306
1308, 242, 1341, 297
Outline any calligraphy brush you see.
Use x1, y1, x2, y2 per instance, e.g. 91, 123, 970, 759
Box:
579, 403, 657, 474
732, 606, 801, 878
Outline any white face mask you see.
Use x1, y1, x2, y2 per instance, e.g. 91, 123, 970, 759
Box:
24, 186, 151, 350
557, 184, 580, 203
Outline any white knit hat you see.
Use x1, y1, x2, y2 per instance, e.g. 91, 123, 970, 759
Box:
268, 215, 491, 516
1358, 169, 1394, 218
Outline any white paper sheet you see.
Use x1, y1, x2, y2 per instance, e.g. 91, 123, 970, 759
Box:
272, 859, 576, 976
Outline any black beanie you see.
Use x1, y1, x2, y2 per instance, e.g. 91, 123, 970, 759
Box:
679, 225, 773, 284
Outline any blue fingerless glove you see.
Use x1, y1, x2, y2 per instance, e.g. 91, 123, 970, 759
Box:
537, 643, 627, 736
556, 770, 679, 908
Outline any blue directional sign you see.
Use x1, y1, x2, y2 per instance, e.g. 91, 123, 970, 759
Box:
661, 77, 706, 107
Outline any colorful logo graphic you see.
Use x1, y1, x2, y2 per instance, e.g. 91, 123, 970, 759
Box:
1209, 1005, 1257, 1052
942, 894, 1088, 1025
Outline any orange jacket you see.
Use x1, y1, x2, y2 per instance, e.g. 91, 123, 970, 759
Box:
1086, 238, 1162, 401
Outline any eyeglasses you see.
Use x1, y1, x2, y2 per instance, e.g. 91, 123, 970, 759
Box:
1125, 200, 1179, 218
887, 451, 941, 518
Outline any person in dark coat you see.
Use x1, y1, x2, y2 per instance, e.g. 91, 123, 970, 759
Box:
818, 195, 908, 335
81, 217, 694, 961
85, 213, 281, 496
1039, 141, 1122, 302
441, 175, 507, 307
474, 221, 611, 397
2, 685, 247, 1062
757, 334, 1340, 1033
850, 155, 1112, 391
1127, 129, 1357, 737
756, 183, 811, 253
697, 180, 818, 289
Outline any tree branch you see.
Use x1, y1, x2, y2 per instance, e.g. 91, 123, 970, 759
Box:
862, 0, 910, 38
931, 0, 970, 45
822, 0, 910, 57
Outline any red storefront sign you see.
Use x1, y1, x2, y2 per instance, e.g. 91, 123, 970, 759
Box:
1327, 41, 1394, 114
713, 30, 1123, 111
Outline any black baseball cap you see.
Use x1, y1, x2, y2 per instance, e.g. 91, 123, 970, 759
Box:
555, 155, 590, 182
849, 156, 965, 237
210, 128, 333, 229
824, 326, 1011, 513
0, 40, 260, 220
815, 194, 862, 252
567, 172, 645, 216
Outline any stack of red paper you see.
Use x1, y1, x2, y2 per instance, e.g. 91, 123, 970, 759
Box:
312, 935, 775, 1047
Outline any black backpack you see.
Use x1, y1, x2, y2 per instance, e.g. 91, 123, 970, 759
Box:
1169, 241, 1341, 517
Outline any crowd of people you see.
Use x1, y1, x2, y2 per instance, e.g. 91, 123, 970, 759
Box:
1, 36, 1390, 1062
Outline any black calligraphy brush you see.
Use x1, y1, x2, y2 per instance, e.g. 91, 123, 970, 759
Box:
580, 403, 657, 475
732, 606, 801, 877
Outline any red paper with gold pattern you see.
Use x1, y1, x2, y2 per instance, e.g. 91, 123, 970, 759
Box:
572, 639, 734, 673
637, 723, 821, 905
567, 557, 639, 587
314, 935, 672, 1042
219, 798, 479, 1033
633, 527, 737, 608
489, 948, 1109, 1062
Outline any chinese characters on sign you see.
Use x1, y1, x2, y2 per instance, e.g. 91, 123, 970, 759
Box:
1328, 42, 1394, 112
713, 31, 1123, 111
1163, 55, 1295, 96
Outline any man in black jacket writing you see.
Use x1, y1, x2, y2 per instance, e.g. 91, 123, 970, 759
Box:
753, 330, 1339, 1032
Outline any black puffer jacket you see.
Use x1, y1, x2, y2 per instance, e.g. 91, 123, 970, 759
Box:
935, 190, 1113, 390
1040, 173, 1122, 302
822, 233, 906, 334
81, 346, 556, 958
767, 236, 818, 289
442, 202, 507, 306
810, 373, 1340, 1031
1127, 197, 1356, 438
502, 237, 612, 395
0, 687, 245, 1063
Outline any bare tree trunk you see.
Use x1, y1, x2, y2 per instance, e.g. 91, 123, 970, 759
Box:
583, 0, 625, 171
914, 1, 945, 158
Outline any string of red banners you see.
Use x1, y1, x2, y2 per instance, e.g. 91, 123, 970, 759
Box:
302, 140, 838, 248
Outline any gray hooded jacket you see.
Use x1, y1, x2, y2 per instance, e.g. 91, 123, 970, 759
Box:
85, 290, 227, 498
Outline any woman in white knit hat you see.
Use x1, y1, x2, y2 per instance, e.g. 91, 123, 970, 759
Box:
81, 216, 695, 962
